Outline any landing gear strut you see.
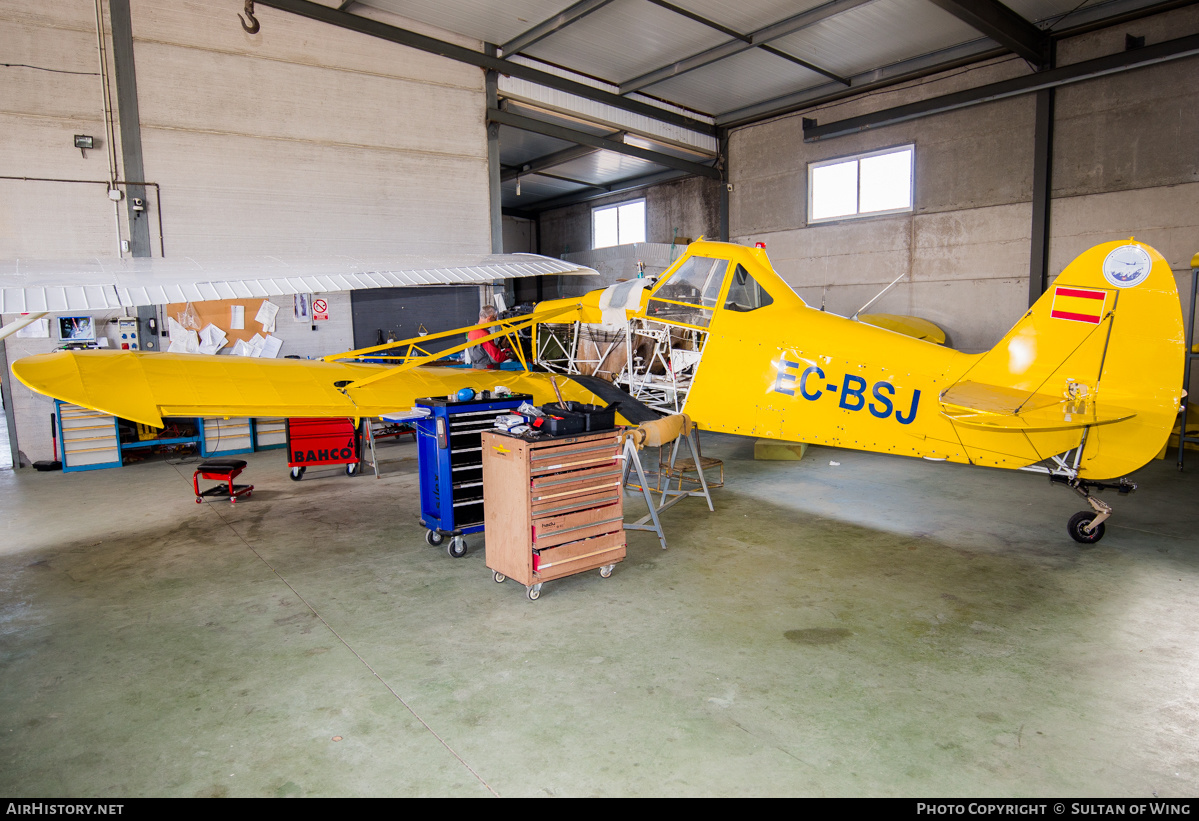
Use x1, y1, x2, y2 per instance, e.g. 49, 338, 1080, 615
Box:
1050, 475, 1136, 544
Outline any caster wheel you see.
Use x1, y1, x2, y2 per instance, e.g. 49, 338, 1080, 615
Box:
1068, 511, 1105, 544
229, 497, 236, 505
599, 564, 613, 578
195, 498, 202, 504
345, 462, 358, 476
493, 571, 506, 584
425, 530, 444, 546
527, 587, 541, 601
289, 466, 305, 481
447, 537, 467, 559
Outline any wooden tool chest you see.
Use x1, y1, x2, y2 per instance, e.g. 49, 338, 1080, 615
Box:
481, 429, 625, 600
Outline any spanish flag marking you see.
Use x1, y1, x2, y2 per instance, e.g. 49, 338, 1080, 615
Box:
1051, 286, 1108, 324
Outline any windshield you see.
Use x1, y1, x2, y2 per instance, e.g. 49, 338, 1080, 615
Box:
648, 256, 729, 327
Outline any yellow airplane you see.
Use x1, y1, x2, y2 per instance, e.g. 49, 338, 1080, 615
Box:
8, 238, 1185, 543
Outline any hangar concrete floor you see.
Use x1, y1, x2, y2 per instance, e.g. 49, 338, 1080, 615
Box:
1, 434, 1198, 798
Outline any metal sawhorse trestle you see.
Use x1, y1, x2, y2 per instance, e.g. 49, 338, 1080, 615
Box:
620, 416, 714, 549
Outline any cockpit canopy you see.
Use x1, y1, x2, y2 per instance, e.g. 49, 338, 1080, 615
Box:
647, 255, 775, 328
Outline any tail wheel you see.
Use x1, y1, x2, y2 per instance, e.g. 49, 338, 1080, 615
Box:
1068, 511, 1105, 544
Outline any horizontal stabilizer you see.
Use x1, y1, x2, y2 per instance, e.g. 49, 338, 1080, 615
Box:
940, 380, 1135, 431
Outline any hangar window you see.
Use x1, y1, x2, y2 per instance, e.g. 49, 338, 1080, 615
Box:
808, 145, 914, 224
593, 199, 646, 248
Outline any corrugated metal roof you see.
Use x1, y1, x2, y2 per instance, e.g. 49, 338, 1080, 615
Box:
555, 150, 664, 184
521, 1, 730, 84
348, 0, 1180, 212
642, 47, 829, 115
503, 175, 591, 203
363, 0, 569, 45
669, 0, 835, 35
773, 0, 988, 78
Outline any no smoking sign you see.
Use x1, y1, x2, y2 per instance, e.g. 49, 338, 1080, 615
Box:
313, 298, 329, 321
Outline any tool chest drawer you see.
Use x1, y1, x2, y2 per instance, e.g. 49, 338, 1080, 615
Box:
482, 429, 625, 600
57, 403, 121, 471
531, 502, 624, 550
533, 531, 626, 581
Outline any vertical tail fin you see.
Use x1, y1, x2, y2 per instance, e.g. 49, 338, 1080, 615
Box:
940, 240, 1184, 478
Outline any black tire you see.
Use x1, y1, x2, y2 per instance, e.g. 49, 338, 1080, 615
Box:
289, 466, 305, 481
1068, 511, 1105, 544
345, 462, 358, 476
447, 537, 467, 558
425, 530, 444, 546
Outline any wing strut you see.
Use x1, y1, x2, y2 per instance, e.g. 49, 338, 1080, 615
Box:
324, 303, 581, 393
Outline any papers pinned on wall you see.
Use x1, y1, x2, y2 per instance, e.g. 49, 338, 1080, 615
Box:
256, 300, 279, 333
15, 318, 50, 339
198, 324, 228, 356
230, 305, 245, 330
232, 333, 283, 358
167, 317, 199, 353
166, 319, 230, 355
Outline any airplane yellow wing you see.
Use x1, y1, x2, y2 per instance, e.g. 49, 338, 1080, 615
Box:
857, 313, 947, 344
10, 351, 624, 428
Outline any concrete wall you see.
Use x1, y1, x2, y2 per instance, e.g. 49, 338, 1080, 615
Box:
502, 215, 535, 254
538, 175, 721, 259
2, 0, 492, 463
728, 5, 1199, 354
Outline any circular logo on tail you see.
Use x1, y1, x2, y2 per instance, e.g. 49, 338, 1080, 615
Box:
1102, 245, 1152, 288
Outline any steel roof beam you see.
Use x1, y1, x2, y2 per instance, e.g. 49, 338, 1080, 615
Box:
501, 143, 607, 182
520, 169, 692, 211
489, 108, 722, 179
253, 0, 715, 134
924, 0, 1050, 67
717, 38, 1001, 126
620, 0, 875, 94
502, 0, 617, 55
532, 171, 612, 190
648, 0, 849, 85
802, 30, 1199, 141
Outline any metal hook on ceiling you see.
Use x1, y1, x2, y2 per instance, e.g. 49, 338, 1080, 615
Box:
239, 0, 261, 35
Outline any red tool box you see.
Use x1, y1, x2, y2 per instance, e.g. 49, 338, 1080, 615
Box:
286, 417, 361, 480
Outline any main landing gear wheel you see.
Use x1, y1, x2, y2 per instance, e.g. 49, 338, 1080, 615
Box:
289, 466, 305, 481
447, 536, 467, 558
425, 530, 444, 547
1068, 511, 1106, 544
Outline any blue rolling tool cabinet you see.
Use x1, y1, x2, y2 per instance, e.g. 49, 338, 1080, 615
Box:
416, 392, 532, 558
